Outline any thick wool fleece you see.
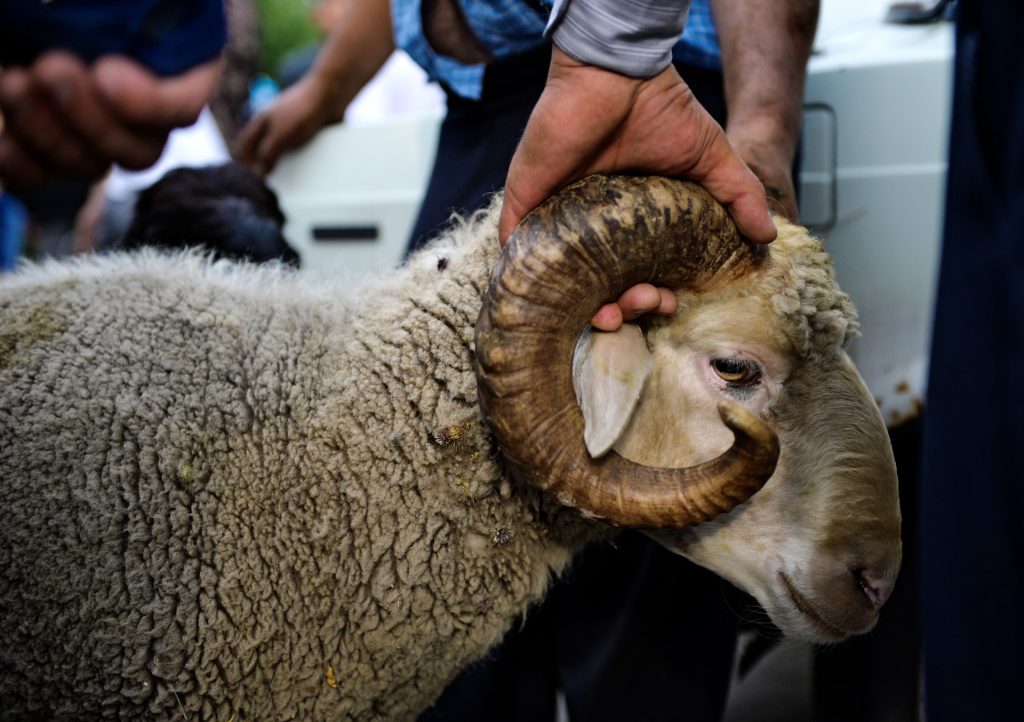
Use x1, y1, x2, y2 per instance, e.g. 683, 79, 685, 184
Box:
0, 207, 592, 720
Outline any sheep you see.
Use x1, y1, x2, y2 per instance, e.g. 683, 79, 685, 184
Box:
117, 162, 300, 267
0, 175, 900, 721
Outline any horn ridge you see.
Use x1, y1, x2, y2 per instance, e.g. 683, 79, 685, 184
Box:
475, 175, 778, 528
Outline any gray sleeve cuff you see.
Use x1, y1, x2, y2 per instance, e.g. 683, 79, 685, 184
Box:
546, 0, 691, 78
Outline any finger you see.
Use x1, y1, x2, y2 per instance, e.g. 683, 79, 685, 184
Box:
656, 287, 678, 315
725, 130, 800, 224
735, 154, 798, 223
727, 186, 777, 243
0, 66, 33, 122
237, 115, 269, 172
500, 145, 573, 245
499, 169, 557, 246
692, 131, 777, 244
92, 56, 220, 129
33, 52, 169, 170
498, 180, 532, 246
616, 283, 663, 321
590, 302, 624, 332
765, 183, 798, 223
0, 70, 59, 186
700, 161, 777, 243
590, 285, 676, 331
0, 66, 108, 180
499, 144, 543, 245
783, 197, 799, 223
498, 94, 594, 244
0, 136, 55, 190
255, 124, 286, 175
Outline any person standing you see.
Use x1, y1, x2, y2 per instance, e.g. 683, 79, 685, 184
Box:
240, 2, 816, 719
922, 2, 1024, 720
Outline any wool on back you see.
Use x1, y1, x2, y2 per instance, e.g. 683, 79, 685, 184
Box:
0, 207, 589, 719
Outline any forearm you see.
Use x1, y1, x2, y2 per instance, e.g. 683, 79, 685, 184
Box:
713, 0, 819, 159
308, 0, 395, 114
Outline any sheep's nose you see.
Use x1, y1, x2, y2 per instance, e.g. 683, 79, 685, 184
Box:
853, 566, 895, 611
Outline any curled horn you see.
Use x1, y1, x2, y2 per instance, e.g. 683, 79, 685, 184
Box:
474, 175, 780, 528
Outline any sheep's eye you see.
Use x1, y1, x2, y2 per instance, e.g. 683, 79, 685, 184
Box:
711, 358, 761, 385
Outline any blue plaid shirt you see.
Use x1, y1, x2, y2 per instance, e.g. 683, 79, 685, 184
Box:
392, 0, 721, 100
391, 0, 548, 99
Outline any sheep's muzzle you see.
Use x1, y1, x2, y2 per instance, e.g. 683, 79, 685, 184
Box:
475, 175, 780, 528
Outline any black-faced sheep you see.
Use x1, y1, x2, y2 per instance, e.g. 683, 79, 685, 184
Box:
0, 176, 900, 720
118, 161, 300, 267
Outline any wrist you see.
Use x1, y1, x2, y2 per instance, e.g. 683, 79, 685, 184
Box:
303, 65, 351, 125
546, 46, 653, 121
726, 116, 799, 163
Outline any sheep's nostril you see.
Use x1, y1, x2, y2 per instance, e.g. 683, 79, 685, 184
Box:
853, 567, 893, 611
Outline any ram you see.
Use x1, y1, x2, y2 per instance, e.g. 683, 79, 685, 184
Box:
0, 176, 900, 720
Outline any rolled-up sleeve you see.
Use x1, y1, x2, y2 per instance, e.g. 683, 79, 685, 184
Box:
546, 0, 692, 78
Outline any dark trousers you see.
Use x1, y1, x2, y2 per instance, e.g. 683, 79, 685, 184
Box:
922, 1, 1024, 720
420, 534, 744, 722
406, 45, 551, 253
406, 49, 727, 254
411, 48, 744, 722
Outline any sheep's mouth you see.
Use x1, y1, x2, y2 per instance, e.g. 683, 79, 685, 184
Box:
778, 572, 848, 641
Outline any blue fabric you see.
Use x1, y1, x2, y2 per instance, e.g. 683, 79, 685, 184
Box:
391, 0, 549, 99
675, 0, 721, 71
392, 0, 720, 99
0, 193, 28, 272
0, 0, 226, 76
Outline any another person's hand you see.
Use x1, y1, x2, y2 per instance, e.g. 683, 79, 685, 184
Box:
712, 0, 818, 225
499, 47, 776, 331
238, 74, 345, 176
238, 0, 395, 176
0, 51, 220, 189
728, 126, 799, 222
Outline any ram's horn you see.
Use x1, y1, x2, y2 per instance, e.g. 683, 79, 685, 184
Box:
475, 175, 779, 528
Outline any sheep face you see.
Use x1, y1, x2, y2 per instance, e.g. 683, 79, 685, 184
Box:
573, 220, 901, 643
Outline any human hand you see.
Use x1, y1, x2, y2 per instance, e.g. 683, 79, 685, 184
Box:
0, 51, 219, 189
711, 0, 816, 224
499, 48, 775, 331
728, 127, 799, 222
238, 73, 345, 176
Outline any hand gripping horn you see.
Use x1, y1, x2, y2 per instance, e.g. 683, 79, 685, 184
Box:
475, 175, 780, 528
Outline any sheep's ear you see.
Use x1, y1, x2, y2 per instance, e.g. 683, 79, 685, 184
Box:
572, 324, 653, 458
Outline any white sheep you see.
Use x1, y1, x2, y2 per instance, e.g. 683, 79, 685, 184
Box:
0, 176, 900, 720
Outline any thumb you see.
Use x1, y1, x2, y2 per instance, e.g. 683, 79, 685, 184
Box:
695, 139, 777, 244
238, 114, 271, 174
498, 180, 535, 246
255, 126, 285, 176
499, 140, 577, 245
93, 56, 221, 129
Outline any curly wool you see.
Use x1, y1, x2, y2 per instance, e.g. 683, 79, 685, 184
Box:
666, 217, 858, 363
764, 218, 859, 359
0, 205, 592, 721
